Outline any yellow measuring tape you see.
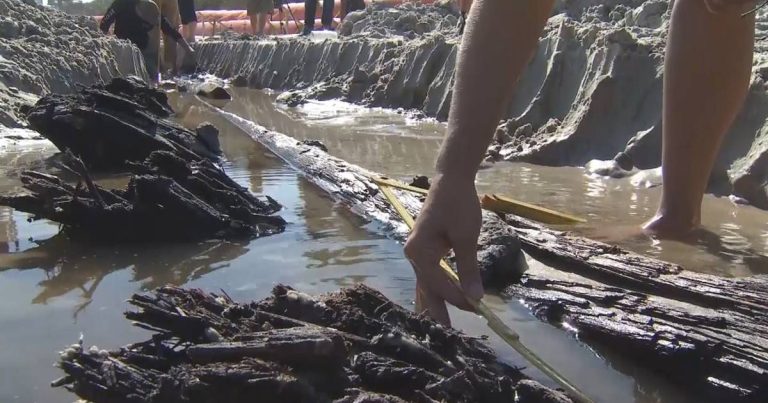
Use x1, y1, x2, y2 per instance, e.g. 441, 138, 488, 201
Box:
373, 177, 593, 403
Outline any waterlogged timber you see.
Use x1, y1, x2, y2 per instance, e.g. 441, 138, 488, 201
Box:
1, 79, 285, 241
56, 285, 572, 403
185, 88, 768, 278
204, 99, 768, 401
0, 150, 286, 241
502, 216, 768, 401
27, 77, 221, 170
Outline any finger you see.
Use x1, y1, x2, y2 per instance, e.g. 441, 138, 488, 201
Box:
415, 280, 426, 314
406, 232, 473, 311
453, 242, 484, 302
418, 285, 451, 326
410, 255, 474, 312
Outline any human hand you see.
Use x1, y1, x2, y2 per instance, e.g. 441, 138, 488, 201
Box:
403, 174, 484, 326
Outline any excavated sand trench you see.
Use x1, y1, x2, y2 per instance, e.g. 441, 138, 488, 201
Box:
1, 0, 767, 402
194, 0, 768, 210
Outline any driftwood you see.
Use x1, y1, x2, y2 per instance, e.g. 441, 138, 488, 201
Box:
207, 106, 768, 401
0, 150, 285, 241
27, 76, 220, 170
55, 285, 571, 403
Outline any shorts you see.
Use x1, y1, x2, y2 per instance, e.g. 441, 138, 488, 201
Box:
178, 0, 197, 24
153, 0, 180, 27
247, 0, 274, 16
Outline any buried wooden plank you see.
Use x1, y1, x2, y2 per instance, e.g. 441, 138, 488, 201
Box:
57, 285, 566, 403
208, 104, 768, 401
501, 216, 768, 401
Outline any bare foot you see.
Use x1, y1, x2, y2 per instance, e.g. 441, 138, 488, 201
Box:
642, 213, 700, 241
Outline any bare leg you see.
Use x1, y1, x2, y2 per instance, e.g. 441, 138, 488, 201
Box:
407, 0, 554, 323
250, 16, 258, 35
136, 0, 161, 85
644, 0, 755, 238
182, 21, 196, 43
256, 12, 270, 35
162, 31, 178, 75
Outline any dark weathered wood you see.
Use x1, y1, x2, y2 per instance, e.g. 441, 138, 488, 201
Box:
56, 285, 567, 403
205, 104, 768, 402
1, 79, 286, 241
27, 76, 220, 170
0, 151, 285, 241
187, 327, 349, 366
500, 216, 768, 402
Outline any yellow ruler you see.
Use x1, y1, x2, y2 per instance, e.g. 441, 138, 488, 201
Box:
373, 177, 593, 403
373, 177, 585, 225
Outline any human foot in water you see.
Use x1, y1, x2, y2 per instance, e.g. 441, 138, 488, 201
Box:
581, 213, 705, 247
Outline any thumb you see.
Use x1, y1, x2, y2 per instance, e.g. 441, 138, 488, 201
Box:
453, 242, 484, 302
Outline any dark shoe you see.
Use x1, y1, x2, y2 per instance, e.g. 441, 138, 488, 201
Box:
321, 25, 333, 31
300, 27, 312, 36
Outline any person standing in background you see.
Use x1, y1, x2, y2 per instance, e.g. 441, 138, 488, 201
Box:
100, 0, 194, 83
152, 0, 182, 74
302, 0, 334, 35
178, 0, 197, 43
247, 0, 274, 36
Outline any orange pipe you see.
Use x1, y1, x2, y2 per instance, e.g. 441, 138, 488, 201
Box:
193, 0, 436, 25
196, 18, 346, 36
93, 0, 439, 37
194, 2, 344, 25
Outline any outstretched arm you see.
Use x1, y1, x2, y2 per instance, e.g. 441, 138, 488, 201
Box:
404, 0, 554, 326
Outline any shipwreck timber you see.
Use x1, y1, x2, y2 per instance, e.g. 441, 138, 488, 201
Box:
0, 80, 286, 241
26, 77, 222, 170
55, 285, 572, 403
206, 105, 768, 402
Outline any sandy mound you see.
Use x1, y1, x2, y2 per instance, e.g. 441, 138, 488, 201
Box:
0, 0, 146, 128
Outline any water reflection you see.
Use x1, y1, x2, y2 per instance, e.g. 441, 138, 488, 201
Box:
0, 233, 249, 310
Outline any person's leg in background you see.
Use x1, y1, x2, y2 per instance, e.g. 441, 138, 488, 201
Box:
135, 0, 161, 84
248, 0, 258, 35
644, 0, 755, 238
155, 0, 180, 75
256, 12, 270, 35
178, 0, 197, 43
303, 0, 317, 35
320, 0, 334, 29
254, 0, 273, 35
340, 0, 348, 20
